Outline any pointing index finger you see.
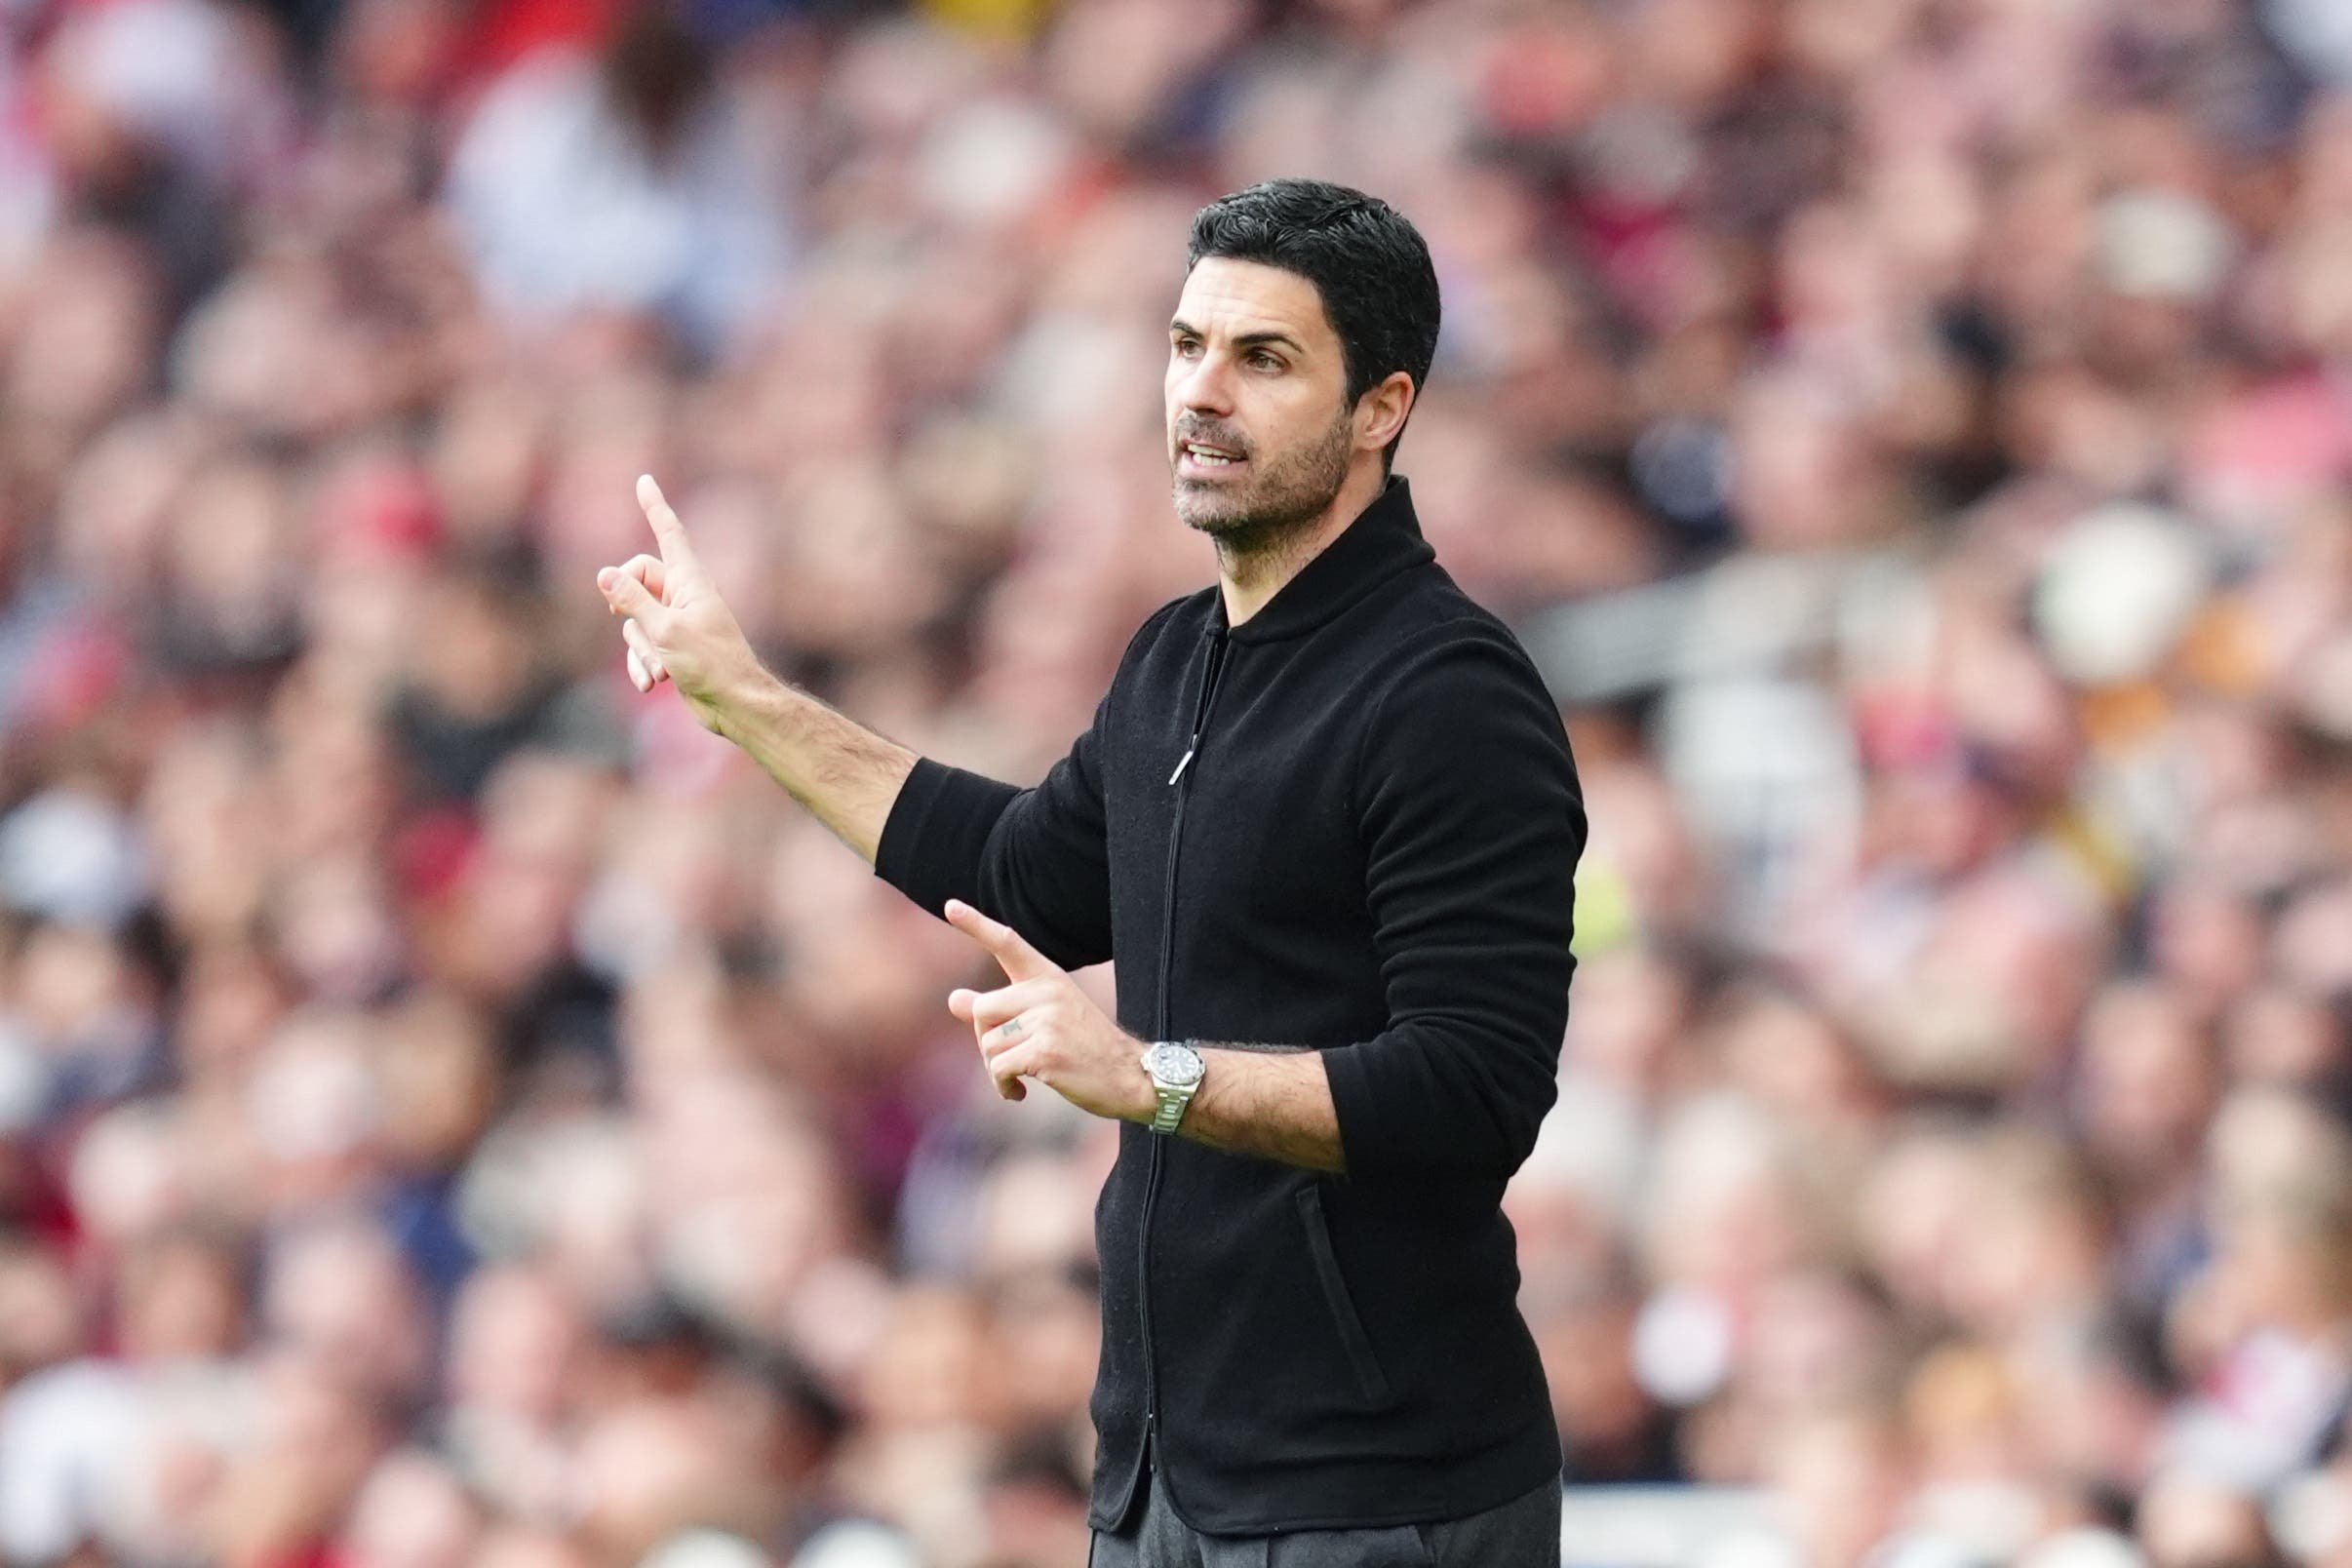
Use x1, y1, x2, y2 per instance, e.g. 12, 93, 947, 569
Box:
637, 474, 699, 571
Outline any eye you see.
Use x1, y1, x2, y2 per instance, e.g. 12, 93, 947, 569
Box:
1172, 336, 1202, 360
1247, 350, 1284, 372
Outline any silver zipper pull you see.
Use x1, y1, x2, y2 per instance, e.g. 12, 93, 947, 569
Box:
1168, 747, 1196, 787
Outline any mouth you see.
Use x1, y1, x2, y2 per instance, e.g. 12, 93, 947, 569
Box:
1177, 440, 1247, 478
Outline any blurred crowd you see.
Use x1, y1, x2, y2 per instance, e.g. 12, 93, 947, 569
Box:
1, 0, 2352, 1564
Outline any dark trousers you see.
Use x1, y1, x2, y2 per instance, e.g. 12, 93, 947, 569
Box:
1087, 1470, 1563, 1567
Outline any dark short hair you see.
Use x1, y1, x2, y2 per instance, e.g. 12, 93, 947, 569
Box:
1186, 178, 1440, 467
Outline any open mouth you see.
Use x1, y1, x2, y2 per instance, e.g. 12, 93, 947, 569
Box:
1179, 441, 1246, 474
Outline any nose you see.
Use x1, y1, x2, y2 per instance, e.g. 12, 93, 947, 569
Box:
1173, 351, 1235, 418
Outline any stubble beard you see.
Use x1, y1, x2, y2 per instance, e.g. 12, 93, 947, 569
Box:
1171, 407, 1354, 563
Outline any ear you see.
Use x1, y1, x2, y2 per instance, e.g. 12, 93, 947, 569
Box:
1353, 371, 1417, 454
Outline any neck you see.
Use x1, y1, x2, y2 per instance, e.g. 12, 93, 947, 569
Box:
1217, 461, 1388, 628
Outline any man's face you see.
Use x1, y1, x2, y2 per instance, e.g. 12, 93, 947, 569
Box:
1165, 257, 1356, 543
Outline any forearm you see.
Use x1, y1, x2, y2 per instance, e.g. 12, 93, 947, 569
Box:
1178, 1047, 1345, 1174
713, 665, 919, 865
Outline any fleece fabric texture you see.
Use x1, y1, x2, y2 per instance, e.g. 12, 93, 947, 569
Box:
874, 476, 1586, 1534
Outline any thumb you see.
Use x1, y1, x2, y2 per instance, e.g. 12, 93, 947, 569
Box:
599, 566, 662, 622
949, 988, 978, 1023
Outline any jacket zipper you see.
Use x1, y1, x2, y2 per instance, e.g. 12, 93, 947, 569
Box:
1139, 624, 1230, 1468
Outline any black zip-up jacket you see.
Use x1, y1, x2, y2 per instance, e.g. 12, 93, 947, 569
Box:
874, 478, 1585, 1534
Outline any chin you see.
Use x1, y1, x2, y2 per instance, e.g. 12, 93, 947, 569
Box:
1171, 484, 1249, 535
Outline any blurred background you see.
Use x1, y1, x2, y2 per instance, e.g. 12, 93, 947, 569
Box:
0, 0, 2349, 1564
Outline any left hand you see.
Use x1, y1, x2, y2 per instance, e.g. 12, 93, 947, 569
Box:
944, 899, 1154, 1120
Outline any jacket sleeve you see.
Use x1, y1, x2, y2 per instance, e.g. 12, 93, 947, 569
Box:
1319, 628, 1584, 1179
872, 690, 1116, 973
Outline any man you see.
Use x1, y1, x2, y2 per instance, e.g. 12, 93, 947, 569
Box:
597, 178, 1584, 1565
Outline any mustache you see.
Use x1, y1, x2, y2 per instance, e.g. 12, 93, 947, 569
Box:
1173, 421, 1250, 458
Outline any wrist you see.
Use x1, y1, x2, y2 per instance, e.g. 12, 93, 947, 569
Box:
1140, 1040, 1206, 1133
1125, 1039, 1157, 1123
710, 658, 785, 745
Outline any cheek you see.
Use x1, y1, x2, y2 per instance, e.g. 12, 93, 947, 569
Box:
1255, 385, 1346, 451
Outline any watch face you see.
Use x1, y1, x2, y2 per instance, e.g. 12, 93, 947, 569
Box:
1145, 1042, 1204, 1088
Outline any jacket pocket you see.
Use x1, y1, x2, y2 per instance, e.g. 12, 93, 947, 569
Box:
1295, 1184, 1392, 1404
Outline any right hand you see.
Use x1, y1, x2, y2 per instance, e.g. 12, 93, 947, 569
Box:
596, 475, 758, 734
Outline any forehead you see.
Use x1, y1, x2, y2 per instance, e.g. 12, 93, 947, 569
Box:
1172, 256, 1336, 351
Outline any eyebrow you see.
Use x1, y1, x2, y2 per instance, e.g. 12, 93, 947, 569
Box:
1168, 319, 1306, 355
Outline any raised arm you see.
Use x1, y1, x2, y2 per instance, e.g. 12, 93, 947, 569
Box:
596, 475, 915, 864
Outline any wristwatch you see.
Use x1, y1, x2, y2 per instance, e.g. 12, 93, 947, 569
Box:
1142, 1041, 1205, 1134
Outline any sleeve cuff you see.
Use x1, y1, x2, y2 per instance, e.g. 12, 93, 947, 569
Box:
1319, 1042, 1399, 1179
873, 757, 1023, 917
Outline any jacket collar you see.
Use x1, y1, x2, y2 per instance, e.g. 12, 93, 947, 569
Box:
1217, 476, 1436, 645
